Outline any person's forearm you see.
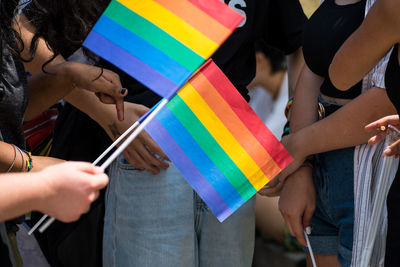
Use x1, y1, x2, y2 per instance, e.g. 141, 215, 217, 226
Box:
293, 87, 397, 157
0, 142, 28, 173
286, 48, 304, 97
64, 89, 117, 134
289, 66, 323, 133
26, 62, 79, 120
0, 172, 45, 221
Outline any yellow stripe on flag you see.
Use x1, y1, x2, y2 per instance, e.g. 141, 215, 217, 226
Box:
178, 84, 270, 190
117, 0, 219, 59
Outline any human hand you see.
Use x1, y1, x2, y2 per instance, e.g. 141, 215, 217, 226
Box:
36, 162, 108, 222
105, 102, 170, 174
258, 134, 307, 196
365, 115, 400, 156
65, 62, 128, 121
278, 165, 315, 246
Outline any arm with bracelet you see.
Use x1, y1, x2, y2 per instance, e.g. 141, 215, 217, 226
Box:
0, 141, 64, 173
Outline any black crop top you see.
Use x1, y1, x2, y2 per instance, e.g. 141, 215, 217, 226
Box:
303, 0, 366, 99
385, 44, 400, 114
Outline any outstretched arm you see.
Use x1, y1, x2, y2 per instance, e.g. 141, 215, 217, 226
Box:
261, 87, 396, 196
0, 162, 108, 222
330, 0, 400, 90
17, 13, 169, 173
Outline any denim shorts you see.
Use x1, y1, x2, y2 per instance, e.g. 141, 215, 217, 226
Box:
305, 99, 355, 267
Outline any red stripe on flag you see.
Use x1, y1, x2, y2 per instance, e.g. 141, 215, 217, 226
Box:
200, 60, 293, 170
187, 0, 244, 31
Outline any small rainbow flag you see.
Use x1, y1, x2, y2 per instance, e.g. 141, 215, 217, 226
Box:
145, 60, 293, 222
83, 0, 244, 99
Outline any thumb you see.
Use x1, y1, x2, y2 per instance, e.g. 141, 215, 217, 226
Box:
91, 173, 109, 190
303, 206, 314, 235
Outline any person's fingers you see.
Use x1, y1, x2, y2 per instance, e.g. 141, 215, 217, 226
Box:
282, 214, 294, 238
139, 146, 169, 170
122, 150, 146, 171
293, 215, 307, 247
124, 148, 159, 174
91, 174, 109, 190
264, 176, 280, 189
258, 183, 283, 197
302, 206, 315, 246
384, 139, 400, 156
88, 190, 100, 202
134, 145, 164, 174
368, 131, 388, 145
303, 205, 314, 231
365, 115, 400, 131
116, 96, 125, 121
141, 131, 170, 161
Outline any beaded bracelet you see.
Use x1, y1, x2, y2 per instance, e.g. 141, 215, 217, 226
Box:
15, 146, 25, 172
284, 97, 294, 119
21, 149, 33, 172
282, 121, 290, 137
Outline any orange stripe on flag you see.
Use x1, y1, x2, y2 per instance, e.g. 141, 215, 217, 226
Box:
190, 73, 282, 184
153, 0, 231, 44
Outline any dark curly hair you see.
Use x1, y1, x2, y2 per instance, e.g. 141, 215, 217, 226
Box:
1, 0, 25, 54
22, 0, 110, 68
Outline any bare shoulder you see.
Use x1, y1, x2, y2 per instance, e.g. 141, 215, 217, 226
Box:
378, 0, 400, 23
369, 0, 400, 40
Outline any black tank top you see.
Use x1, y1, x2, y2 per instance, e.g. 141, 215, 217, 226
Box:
302, 0, 366, 99
385, 44, 400, 114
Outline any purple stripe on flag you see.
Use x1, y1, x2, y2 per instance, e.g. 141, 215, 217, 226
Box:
83, 31, 179, 99
145, 118, 232, 222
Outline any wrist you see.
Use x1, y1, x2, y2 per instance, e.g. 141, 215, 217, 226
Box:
26, 172, 50, 213
291, 130, 312, 159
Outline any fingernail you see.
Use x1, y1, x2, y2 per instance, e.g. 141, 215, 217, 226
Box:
120, 88, 127, 94
305, 226, 312, 235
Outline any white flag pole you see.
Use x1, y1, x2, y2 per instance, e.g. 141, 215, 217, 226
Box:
305, 230, 317, 267
32, 98, 169, 234
30, 99, 169, 234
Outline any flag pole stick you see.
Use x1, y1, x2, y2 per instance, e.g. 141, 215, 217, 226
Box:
92, 98, 164, 166
99, 98, 169, 170
92, 121, 140, 165
33, 98, 169, 234
305, 230, 317, 267
29, 119, 140, 235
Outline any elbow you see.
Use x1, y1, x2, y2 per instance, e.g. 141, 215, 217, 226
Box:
329, 64, 354, 91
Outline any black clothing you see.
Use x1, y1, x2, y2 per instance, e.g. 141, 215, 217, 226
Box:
0, 42, 28, 149
385, 44, 400, 267
108, 0, 307, 107
385, 45, 400, 115
22, 2, 306, 267
303, 0, 365, 99
0, 41, 29, 267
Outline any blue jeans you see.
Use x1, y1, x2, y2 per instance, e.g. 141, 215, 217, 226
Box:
307, 147, 355, 267
103, 155, 255, 267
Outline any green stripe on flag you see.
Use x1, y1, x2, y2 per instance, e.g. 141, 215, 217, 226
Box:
105, 0, 204, 72
168, 96, 257, 200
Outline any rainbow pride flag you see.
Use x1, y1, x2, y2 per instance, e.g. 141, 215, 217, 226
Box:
83, 0, 244, 99
145, 60, 293, 222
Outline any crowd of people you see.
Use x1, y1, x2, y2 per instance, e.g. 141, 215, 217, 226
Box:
1, 0, 400, 266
